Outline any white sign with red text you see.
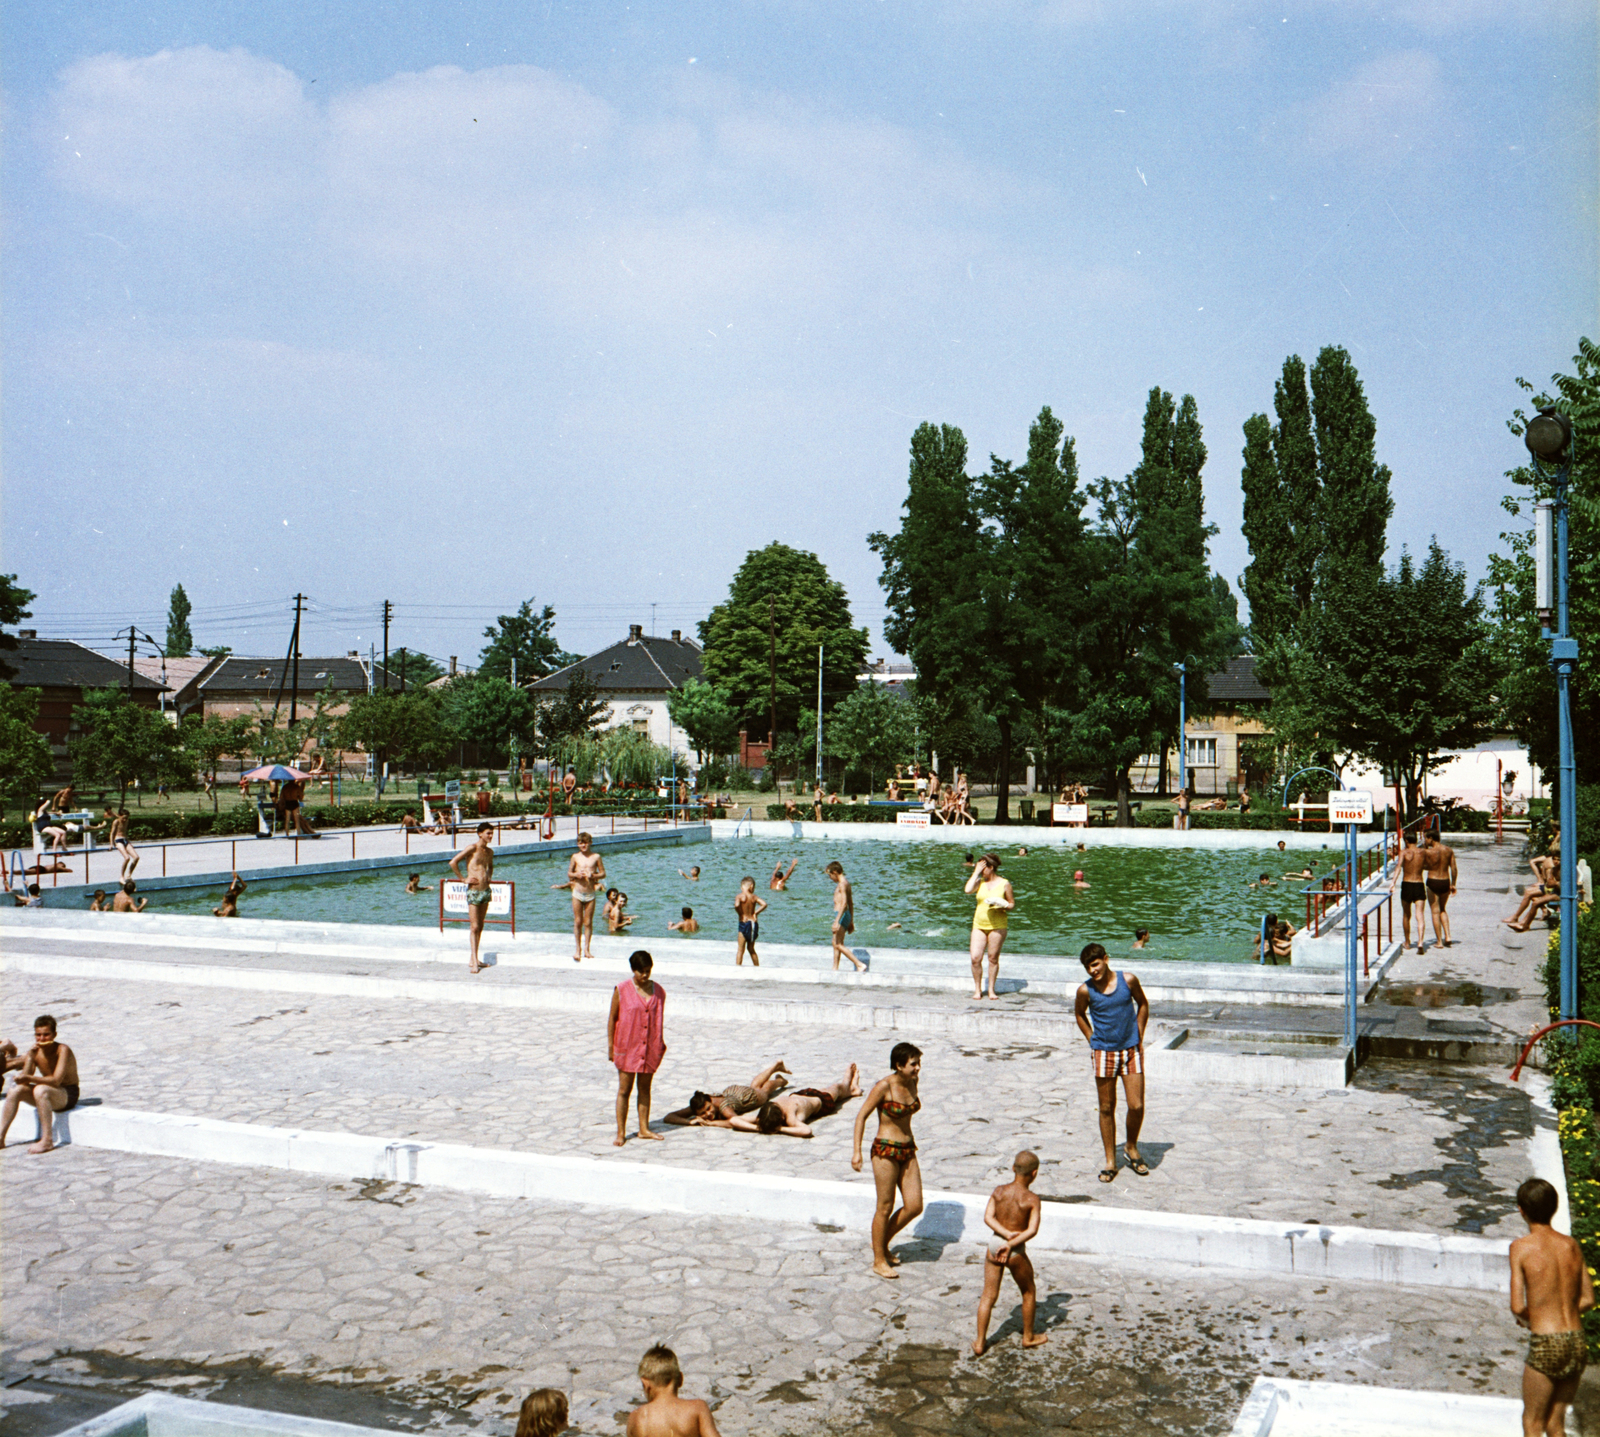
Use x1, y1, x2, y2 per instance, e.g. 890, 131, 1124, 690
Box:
1328, 791, 1373, 825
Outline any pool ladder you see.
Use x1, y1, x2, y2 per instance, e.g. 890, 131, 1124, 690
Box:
731, 806, 755, 839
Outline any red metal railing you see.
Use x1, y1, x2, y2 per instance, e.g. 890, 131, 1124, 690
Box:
1511, 1020, 1600, 1082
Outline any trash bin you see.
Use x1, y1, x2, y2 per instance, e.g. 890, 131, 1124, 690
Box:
1020, 800, 1035, 821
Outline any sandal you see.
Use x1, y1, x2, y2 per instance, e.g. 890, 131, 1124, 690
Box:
1124, 1151, 1150, 1177
1098, 1167, 1117, 1183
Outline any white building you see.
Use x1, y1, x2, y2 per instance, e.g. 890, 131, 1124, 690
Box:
529, 624, 701, 759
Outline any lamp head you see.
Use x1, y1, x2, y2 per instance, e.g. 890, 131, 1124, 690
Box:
1526, 407, 1572, 463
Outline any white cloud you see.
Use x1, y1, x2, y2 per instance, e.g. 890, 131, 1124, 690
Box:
50, 46, 318, 218
1300, 51, 1447, 157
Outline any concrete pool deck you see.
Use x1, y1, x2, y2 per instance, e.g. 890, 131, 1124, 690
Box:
2, 831, 1571, 1436
10, 817, 705, 901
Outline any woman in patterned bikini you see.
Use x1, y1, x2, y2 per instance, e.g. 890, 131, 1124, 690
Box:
852, 1042, 924, 1280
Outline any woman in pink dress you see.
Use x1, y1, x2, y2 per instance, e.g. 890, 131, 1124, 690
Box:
607, 949, 666, 1147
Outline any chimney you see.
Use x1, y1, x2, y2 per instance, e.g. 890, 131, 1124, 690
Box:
628, 624, 643, 643
347, 650, 359, 659
670, 629, 681, 641
18, 630, 35, 639
449, 656, 458, 675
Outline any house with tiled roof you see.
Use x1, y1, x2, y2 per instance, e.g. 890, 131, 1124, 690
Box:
1129, 653, 1273, 797
132, 654, 227, 720
529, 625, 701, 757
5, 636, 167, 763
196, 653, 393, 744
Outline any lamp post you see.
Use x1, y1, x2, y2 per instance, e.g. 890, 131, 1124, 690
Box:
1527, 406, 1578, 1026
1174, 662, 1188, 800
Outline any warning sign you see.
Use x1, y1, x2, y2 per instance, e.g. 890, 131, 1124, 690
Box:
1328, 791, 1373, 825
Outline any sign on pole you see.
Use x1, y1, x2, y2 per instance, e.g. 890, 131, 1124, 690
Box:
1328, 791, 1373, 826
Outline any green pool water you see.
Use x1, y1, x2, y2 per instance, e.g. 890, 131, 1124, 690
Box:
155, 837, 1329, 963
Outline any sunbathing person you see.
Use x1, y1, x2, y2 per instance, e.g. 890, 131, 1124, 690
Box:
664, 1062, 791, 1126
1504, 854, 1560, 932
730, 1065, 861, 1137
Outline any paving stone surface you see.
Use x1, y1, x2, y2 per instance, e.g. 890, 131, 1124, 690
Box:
0, 1148, 1544, 1436
0, 960, 1538, 1236
0, 839, 1577, 1435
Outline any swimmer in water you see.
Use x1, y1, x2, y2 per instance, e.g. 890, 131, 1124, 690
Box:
1131, 928, 1149, 949
1072, 870, 1090, 889
769, 859, 799, 891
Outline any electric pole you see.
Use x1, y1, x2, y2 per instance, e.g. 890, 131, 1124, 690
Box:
123, 626, 137, 694
289, 593, 305, 726
382, 600, 392, 690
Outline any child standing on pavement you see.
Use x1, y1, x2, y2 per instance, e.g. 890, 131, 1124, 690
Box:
626, 1345, 721, 1437
973, 1150, 1049, 1356
734, 877, 766, 966
1510, 1176, 1595, 1437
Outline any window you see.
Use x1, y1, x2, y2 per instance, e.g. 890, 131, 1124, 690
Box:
1185, 737, 1218, 767
632, 718, 649, 734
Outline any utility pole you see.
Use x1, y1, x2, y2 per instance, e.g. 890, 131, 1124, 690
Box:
815, 644, 824, 797
124, 627, 137, 694
381, 600, 392, 690
288, 593, 304, 726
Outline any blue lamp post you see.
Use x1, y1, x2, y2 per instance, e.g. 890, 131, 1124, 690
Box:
1174, 662, 1187, 801
1527, 407, 1578, 1025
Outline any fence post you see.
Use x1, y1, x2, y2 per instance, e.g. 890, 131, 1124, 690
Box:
163, 845, 167, 877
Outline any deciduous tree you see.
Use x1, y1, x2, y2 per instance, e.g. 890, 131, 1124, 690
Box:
0, 576, 35, 682
698, 544, 869, 742
68, 690, 187, 805
0, 688, 54, 820
667, 678, 740, 764
479, 600, 575, 682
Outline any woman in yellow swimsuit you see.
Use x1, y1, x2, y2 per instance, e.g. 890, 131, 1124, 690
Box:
964, 852, 1015, 1000
851, 1042, 924, 1280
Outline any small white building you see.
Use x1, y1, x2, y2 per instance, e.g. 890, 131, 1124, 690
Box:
529, 625, 701, 759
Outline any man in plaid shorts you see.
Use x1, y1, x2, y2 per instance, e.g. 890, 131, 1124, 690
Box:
1074, 942, 1150, 1184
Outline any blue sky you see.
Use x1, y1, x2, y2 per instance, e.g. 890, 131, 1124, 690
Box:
3, 1, 1595, 668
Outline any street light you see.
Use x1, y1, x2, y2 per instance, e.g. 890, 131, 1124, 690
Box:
1526, 406, 1578, 1027
1174, 662, 1188, 802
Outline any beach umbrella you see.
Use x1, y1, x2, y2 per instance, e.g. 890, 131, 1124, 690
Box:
241, 764, 309, 783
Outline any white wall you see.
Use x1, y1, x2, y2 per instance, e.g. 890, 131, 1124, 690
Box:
606, 692, 694, 766
1339, 738, 1541, 812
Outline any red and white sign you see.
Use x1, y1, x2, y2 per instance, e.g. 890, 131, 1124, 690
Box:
1329, 791, 1373, 825
896, 810, 930, 828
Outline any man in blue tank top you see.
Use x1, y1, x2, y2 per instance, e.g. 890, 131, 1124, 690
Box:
1074, 942, 1150, 1184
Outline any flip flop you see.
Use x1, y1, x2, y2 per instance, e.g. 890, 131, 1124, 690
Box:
1098, 1167, 1117, 1183
1124, 1153, 1150, 1177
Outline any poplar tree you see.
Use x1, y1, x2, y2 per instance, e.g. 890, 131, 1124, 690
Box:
872, 410, 1088, 821
165, 584, 194, 658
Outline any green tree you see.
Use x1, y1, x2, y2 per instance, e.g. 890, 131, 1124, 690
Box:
166, 584, 194, 658
389, 647, 445, 691
440, 673, 538, 763
1240, 348, 1394, 652
826, 682, 916, 788
1062, 388, 1237, 824
698, 544, 870, 748
68, 689, 187, 805
0, 575, 36, 682
1487, 337, 1600, 788
535, 670, 613, 753
1285, 541, 1492, 815
334, 689, 452, 781
479, 600, 575, 682
871, 410, 1088, 820
0, 688, 55, 819
197, 645, 232, 659
667, 678, 740, 763
182, 714, 256, 811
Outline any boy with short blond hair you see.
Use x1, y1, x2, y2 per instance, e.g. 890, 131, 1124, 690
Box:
1510, 1176, 1594, 1436
626, 1344, 721, 1437
973, 1150, 1048, 1356
826, 861, 865, 972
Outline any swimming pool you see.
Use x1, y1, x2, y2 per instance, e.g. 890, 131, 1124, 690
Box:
155, 836, 1316, 963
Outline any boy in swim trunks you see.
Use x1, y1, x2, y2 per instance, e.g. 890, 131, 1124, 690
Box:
1510, 1175, 1594, 1436
1422, 830, 1457, 948
974, 1150, 1048, 1356
734, 876, 766, 966
668, 906, 698, 934
553, 831, 604, 961
1076, 942, 1149, 1182
448, 821, 496, 973
0, 1015, 80, 1154
1391, 831, 1429, 950
827, 861, 865, 971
